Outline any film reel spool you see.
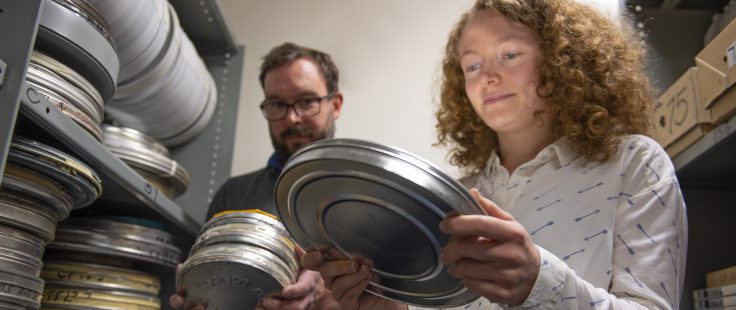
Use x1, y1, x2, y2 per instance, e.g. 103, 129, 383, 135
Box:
99, 3, 217, 146
177, 211, 298, 310
37, 0, 119, 103
0, 270, 44, 310
8, 137, 101, 209
42, 261, 160, 297
41, 287, 160, 310
0, 187, 59, 244
48, 217, 182, 267
1, 163, 73, 222
102, 125, 189, 198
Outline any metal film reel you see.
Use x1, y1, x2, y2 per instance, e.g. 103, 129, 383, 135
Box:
177, 211, 299, 310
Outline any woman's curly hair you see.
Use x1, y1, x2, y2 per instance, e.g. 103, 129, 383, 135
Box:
436, 0, 655, 175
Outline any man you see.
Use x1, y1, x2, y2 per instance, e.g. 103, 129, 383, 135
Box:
206, 42, 342, 219
170, 42, 343, 310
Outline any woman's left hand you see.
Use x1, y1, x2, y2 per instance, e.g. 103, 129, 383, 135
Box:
439, 188, 540, 306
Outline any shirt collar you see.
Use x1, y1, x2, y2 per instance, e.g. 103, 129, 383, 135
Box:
267, 153, 285, 173
482, 137, 579, 175
547, 138, 578, 167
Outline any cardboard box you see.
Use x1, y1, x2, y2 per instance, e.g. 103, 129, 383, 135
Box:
695, 17, 736, 108
665, 124, 713, 158
654, 67, 713, 149
709, 81, 736, 124
709, 265, 736, 288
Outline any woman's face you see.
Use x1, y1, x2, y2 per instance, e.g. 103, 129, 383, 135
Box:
458, 9, 545, 136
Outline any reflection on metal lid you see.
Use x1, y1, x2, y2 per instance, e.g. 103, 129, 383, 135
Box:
276, 138, 483, 307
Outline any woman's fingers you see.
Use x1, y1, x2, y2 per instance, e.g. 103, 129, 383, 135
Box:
321, 260, 359, 289
470, 188, 514, 220
330, 264, 371, 302
301, 250, 325, 270
340, 266, 373, 310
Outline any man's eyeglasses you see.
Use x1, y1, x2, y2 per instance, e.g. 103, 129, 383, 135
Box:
259, 93, 335, 121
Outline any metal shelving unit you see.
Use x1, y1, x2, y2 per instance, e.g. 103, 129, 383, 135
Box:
1, 1, 243, 309
674, 113, 736, 187
0, 0, 243, 239
627, 1, 736, 309
17, 82, 200, 235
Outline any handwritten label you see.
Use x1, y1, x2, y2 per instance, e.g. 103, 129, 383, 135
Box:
201, 274, 250, 289
43, 290, 91, 302
655, 70, 700, 146
665, 86, 691, 134
135, 244, 179, 264
253, 287, 266, 304
57, 271, 104, 282
0, 282, 41, 301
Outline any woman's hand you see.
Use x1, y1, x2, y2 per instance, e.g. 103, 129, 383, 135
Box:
301, 248, 406, 310
440, 188, 540, 306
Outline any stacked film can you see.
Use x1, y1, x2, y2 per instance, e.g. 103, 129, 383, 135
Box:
177, 210, 299, 310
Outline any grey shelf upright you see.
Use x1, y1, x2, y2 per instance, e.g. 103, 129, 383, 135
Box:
169, 0, 238, 56
0, 0, 42, 178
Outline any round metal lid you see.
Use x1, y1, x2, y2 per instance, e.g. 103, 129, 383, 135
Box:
275, 138, 483, 307
177, 244, 292, 310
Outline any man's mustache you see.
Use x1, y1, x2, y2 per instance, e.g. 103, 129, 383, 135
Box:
280, 126, 315, 140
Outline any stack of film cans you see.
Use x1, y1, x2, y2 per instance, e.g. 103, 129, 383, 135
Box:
42, 216, 183, 310
40, 262, 161, 310
177, 210, 299, 310
88, 0, 218, 147
102, 124, 190, 199
0, 137, 102, 310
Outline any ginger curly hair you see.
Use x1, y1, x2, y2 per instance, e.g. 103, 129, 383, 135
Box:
436, 0, 655, 175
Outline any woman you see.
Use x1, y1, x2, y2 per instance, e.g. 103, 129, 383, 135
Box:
302, 0, 687, 309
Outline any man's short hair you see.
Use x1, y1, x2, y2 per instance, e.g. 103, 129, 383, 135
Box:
258, 42, 340, 94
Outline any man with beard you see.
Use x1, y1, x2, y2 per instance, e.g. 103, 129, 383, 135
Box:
206, 42, 342, 219
170, 43, 342, 310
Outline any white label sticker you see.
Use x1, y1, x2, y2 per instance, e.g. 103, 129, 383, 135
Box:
727, 43, 736, 69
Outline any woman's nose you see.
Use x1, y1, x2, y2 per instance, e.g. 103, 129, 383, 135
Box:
481, 63, 501, 85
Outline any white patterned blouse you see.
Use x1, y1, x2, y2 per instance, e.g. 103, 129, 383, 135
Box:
411, 135, 688, 310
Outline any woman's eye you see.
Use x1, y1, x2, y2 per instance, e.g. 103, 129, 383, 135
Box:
465, 63, 480, 73
503, 52, 520, 60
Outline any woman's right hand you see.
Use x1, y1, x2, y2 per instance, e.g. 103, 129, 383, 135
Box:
300, 248, 406, 310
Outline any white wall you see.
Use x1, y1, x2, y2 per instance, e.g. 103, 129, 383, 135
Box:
219, 0, 623, 179
220, 0, 474, 179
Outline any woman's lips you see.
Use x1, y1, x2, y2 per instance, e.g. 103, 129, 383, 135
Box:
483, 93, 514, 105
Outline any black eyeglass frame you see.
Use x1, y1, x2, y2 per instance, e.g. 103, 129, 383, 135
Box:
259, 92, 336, 121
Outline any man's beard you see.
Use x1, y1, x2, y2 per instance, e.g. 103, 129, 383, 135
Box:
271, 115, 336, 164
